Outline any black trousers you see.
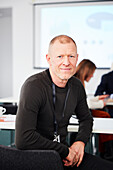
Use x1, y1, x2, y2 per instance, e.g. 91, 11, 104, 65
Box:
63, 152, 113, 170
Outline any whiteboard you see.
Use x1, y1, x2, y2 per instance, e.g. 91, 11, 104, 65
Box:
33, 1, 113, 69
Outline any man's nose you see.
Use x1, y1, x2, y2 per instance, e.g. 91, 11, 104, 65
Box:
63, 56, 70, 65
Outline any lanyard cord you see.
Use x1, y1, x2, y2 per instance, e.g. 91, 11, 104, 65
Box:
52, 83, 70, 135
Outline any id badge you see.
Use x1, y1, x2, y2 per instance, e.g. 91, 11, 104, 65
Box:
53, 134, 60, 143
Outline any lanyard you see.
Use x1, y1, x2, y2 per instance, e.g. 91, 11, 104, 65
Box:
52, 83, 70, 135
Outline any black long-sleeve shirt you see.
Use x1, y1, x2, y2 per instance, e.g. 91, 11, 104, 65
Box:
15, 69, 93, 159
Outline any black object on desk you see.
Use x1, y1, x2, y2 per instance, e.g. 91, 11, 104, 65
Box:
0, 103, 17, 115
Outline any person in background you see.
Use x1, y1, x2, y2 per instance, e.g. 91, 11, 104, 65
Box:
15, 35, 113, 169
74, 59, 109, 109
74, 59, 113, 161
95, 69, 113, 117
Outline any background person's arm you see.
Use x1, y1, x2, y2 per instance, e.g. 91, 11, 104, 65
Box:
95, 75, 107, 96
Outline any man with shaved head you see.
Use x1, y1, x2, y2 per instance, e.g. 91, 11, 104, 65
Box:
16, 35, 113, 169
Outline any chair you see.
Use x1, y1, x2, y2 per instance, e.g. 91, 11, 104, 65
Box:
0, 145, 64, 170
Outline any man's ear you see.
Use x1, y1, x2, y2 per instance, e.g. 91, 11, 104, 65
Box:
46, 54, 50, 64
46, 54, 48, 60
76, 54, 79, 63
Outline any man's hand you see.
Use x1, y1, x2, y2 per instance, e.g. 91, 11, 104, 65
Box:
63, 147, 78, 167
70, 141, 85, 167
63, 141, 85, 167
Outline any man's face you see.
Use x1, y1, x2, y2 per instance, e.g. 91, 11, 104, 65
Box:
46, 40, 78, 82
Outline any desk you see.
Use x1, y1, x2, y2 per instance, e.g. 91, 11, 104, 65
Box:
0, 115, 16, 146
106, 102, 113, 106
0, 115, 16, 130
68, 116, 113, 155
68, 117, 113, 134
106, 101, 113, 108
106, 102, 113, 110
0, 97, 18, 105
0, 115, 113, 134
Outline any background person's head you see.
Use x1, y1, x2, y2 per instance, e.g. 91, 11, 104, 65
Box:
46, 35, 78, 86
74, 59, 96, 87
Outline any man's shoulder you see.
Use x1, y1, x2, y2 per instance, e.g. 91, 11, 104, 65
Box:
23, 69, 50, 88
27, 70, 46, 80
69, 76, 83, 88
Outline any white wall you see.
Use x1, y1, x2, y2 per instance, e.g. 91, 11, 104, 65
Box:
0, 8, 13, 98
0, 0, 111, 100
0, 0, 44, 100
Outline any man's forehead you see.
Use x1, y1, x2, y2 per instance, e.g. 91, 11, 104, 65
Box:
49, 40, 77, 51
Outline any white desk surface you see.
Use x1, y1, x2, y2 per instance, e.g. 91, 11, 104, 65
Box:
106, 98, 113, 106
0, 115, 113, 134
68, 116, 113, 134
0, 115, 16, 130
106, 102, 113, 106
0, 97, 18, 104
0, 97, 112, 106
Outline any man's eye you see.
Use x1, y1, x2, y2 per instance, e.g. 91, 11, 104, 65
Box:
69, 56, 74, 58
58, 56, 62, 58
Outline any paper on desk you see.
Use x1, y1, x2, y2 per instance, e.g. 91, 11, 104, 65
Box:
106, 98, 113, 103
69, 115, 79, 124
0, 115, 16, 122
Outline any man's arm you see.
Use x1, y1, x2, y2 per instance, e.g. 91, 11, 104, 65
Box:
75, 86, 93, 144
15, 78, 69, 159
63, 82, 93, 167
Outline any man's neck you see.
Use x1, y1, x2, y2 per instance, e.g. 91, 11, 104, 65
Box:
49, 69, 68, 88
54, 80, 67, 88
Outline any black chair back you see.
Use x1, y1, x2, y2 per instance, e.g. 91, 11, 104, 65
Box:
0, 145, 64, 170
